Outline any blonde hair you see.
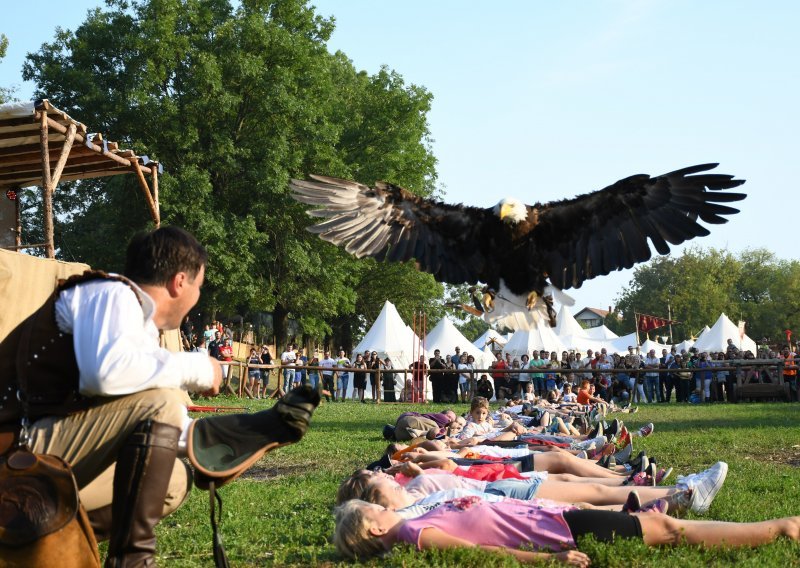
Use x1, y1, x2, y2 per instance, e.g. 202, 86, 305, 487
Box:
333, 500, 387, 560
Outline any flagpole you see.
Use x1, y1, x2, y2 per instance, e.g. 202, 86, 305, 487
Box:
667, 302, 674, 345
634, 311, 641, 350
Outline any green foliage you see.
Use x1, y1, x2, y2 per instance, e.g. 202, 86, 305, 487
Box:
22, 0, 441, 341
154, 396, 800, 566
613, 247, 800, 341
0, 33, 13, 103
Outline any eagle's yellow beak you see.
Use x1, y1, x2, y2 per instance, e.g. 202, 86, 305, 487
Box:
499, 202, 514, 221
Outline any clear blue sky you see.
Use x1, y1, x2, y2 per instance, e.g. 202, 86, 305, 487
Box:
2, 1, 798, 313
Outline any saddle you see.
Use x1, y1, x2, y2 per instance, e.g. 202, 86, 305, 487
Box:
0, 448, 99, 568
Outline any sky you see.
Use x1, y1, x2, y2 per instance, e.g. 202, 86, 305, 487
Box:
2, 0, 799, 314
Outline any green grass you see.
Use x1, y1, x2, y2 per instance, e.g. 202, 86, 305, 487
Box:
153, 399, 800, 566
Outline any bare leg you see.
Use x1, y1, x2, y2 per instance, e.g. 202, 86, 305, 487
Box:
537, 481, 679, 506
637, 514, 800, 547
533, 452, 627, 478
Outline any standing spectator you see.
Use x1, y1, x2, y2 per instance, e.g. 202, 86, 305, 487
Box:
457, 354, 471, 402
695, 352, 713, 402
294, 347, 307, 388
247, 347, 262, 398
218, 337, 234, 382
280, 344, 296, 392
508, 358, 521, 398
203, 324, 216, 348
259, 345, 273, 394
580, 349, 595, 382
451, 346, 462, 368
369, 351, 381, 403
380, 357, 397, 402
336, 349, 352, 401
490, 353, 509, 400
409, 355, 428, 402
319, 350, 337, 402
644, 349, 662, 403
428, 349, 447, 403
782, 345, 797, 400
441, 355, 459, 403
307, 355, 321, 391
208, 330, 222, 360
529, 350, 546, 396
353, 353, 368, 403
517, 353, 531, 396
674, 355, 692, 402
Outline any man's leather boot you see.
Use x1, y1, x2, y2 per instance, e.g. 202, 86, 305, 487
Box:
105, 420, 180, 567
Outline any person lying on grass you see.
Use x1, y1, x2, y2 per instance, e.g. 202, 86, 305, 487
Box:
336, 461, 725, 515
334, 485, 800, 565
385, 438, 649, 481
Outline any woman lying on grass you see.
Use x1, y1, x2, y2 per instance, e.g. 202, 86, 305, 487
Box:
333, 492, 800, 565
336, 461, 725, 516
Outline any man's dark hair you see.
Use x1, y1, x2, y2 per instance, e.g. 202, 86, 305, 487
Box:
124, 226, 208, 285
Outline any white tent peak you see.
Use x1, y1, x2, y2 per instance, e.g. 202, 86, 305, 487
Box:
426, 317, 494, 368
504, 326, 567, 358
472, 328, 507, 351
693, 313, 756, 354
555, 305, 587, 338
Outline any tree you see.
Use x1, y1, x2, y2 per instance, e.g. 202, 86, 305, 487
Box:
0, 33, 13, 103
613, 247, 800, 343
22, 0, 441, 344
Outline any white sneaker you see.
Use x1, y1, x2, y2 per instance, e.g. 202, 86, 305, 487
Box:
678, 461, 728, 514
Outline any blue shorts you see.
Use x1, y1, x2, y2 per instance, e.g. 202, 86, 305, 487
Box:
484, 478, 542, 500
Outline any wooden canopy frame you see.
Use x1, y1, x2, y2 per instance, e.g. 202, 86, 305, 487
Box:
0, 99, 161, 257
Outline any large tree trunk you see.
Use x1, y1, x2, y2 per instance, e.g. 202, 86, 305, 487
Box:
332, 314, 354, 354
273, 303, 289, 349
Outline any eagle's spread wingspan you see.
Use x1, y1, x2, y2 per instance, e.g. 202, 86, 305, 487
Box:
290, 164, 745, 308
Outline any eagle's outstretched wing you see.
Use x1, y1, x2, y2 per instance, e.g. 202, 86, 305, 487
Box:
290, 175, 495, 285
533, 163, 746, 290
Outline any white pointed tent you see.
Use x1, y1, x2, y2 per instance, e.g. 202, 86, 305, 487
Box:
554, 305, 587, 338
694, 325, 711, 342
560, 334, 608, 354
640, 338, 671, 354
584, 325, 619, 341
504, 326, 567, 358
351, 300, 428, 399
606, 332, 640, 355
674, 339, 695, 353
693, 313, 757, 354
472, 328, 507, 352
426, 318, 495, 369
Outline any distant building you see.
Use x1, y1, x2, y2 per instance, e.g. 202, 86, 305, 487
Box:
574, 307, 610, 329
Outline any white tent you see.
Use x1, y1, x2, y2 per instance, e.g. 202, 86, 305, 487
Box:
559, 334, 607, 355
674, 339, 695, 353
694, 325, 711, 342
472, 328, 507, 351
554, 305, 587, 338
606, 332, 640, 355
584, 325, 619, 341
351, 300, 427, 399
640, 338, 671, 354
693, 313, 757, 354
504, 326, 567, 358
426, 318, 495, 369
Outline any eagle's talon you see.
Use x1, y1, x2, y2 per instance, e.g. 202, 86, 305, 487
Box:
526, 291, 538, 311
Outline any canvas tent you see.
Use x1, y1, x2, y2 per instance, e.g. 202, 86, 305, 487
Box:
504, 326, 567, 358
693, 313, 757, 354
472, 328, 507, 352
584, 325, 619, 341
426, 318, 495, 369
351, 300, 427, 399
554, 305, 587, 338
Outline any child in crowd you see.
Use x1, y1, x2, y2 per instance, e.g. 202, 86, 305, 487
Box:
523, 382, 536, 402
458, 397, 526, 441
334, 494, 800, 563
562, 383, 578, 403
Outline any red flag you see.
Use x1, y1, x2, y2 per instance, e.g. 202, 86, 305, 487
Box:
636, 313, 675, 332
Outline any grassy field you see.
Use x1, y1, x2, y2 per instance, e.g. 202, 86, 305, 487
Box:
152, 397, 800, 567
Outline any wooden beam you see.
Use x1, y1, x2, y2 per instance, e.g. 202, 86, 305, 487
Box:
0, 164, 154, 186
50, 123, 77, 187
39, 108, 55, 258
131, 158, 160, 226
0, 145, 98, 167
151, 161, 160, 226
0, 143, 45, 157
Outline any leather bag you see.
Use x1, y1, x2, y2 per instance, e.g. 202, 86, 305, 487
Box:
0, 448, 100, 568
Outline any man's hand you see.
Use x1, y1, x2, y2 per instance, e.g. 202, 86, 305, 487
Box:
201, 358, 223, 396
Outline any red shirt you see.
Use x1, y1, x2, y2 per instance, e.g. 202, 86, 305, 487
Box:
491, 360, 508, 379
577, 389, 591, 405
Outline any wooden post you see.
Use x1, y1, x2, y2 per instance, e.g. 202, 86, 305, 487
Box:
38, 110, 54, 258
151, 161, 160, 226
14, 189, 21, 249
50, 123, 77, 187
131, 159, 160, 226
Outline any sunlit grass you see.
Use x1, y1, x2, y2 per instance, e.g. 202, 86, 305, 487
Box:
155, 398, 800, 566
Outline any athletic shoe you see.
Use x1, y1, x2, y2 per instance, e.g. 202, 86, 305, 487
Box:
613, 440, 633, 464
622, 490, 641, 513
677, 462, 728, 514
655, 467, 673, 485
638, 498, 669, 514
630, 471, 656, 487
605, 419, 621, 438
628, 450, 648, 471
637, 423, 654, 438
665, 489, 693, 516
587, 421, 603, 439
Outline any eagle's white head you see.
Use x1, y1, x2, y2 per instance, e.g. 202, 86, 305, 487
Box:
493, 198, 527, 224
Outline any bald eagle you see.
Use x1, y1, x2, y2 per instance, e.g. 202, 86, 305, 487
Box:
290, 163, 745, 330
